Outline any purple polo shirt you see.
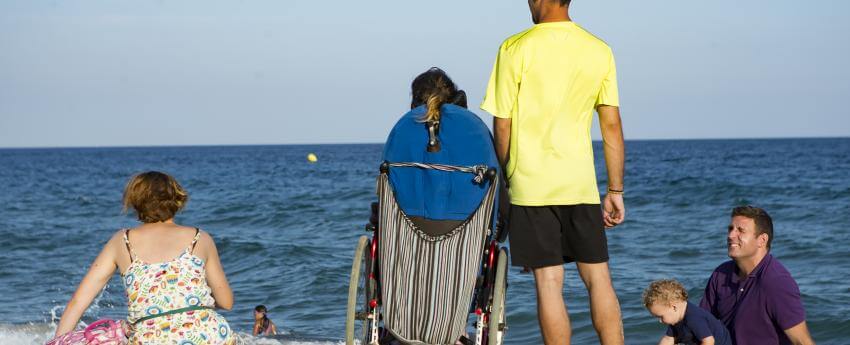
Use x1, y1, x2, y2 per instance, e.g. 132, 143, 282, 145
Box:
699, 254, 806, 345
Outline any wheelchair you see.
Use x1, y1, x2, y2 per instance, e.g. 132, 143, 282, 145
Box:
345, 161, 508, 345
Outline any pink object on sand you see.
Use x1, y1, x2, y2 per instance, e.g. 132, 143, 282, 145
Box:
46, 319, 127, 345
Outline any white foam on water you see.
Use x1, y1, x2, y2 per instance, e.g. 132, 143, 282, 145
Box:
0, 324, 345, 345
233, 332, 346, 345
0, 323, 56, 345
17, 303, 342, 345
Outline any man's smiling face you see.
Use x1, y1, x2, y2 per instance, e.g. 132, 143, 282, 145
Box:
727, 215, 766, 260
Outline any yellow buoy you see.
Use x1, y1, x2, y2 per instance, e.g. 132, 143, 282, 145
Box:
307, 153, 318, 163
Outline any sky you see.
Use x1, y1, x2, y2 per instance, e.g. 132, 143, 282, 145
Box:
1, 0, 849, 148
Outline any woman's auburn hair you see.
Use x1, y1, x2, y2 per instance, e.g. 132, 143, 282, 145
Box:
122, 171, 188, 223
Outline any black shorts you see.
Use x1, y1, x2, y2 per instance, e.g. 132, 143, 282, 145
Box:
508, 204, 608, 267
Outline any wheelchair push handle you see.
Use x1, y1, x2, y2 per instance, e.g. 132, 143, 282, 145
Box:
379, 161, 498, 184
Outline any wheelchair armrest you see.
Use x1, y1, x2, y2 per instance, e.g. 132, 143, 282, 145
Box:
366, 201, 379, 232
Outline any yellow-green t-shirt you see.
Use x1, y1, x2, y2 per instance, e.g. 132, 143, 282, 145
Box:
481, 21, 619, 206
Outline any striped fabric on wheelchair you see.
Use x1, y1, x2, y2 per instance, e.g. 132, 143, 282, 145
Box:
377, 172, 497, 344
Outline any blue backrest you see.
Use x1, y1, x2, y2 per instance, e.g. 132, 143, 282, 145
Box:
382, 104, 499, 221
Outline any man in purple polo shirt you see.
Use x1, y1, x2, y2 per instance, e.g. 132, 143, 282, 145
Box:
700, 206, 815, 345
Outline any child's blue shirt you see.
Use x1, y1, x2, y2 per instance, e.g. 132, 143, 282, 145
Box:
666, 301, 732, 345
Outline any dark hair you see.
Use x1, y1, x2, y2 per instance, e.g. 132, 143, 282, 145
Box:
122, 171, 188, 223
410, 67, 467, 123
254, 305, 270, 330
731, 205, 774, 249
561, 0, 571, 6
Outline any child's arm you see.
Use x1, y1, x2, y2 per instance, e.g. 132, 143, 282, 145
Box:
55, 232, 121, 336
201, 231, 234, 310
699, 336, 715, 345
657, 335, 675, 345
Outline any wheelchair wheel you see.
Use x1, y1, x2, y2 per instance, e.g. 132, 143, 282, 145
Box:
487, 247, 508, 344
345, 235, 377, 345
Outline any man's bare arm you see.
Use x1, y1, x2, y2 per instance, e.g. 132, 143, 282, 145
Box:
493, 117, 512, 170
784, 321, 815, 345
597, 105, 625, 227
597, 105, 624, 190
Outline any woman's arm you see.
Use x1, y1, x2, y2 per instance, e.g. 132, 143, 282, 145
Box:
269, 321, 278, 335
55, 232, 121, 336
202, 232, 233, 310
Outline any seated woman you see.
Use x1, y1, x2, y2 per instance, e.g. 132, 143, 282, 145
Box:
53, 171, 235, 344
382, 67, 500, 236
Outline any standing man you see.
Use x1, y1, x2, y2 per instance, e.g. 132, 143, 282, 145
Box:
481, 1, 625, 344
700, 206, 815, 345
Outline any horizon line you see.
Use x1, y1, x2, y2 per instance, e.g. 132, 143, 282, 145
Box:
0, 135, 848, 150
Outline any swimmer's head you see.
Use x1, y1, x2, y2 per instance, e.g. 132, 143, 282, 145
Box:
254, 305, 268, 321
122, 171, 188, 223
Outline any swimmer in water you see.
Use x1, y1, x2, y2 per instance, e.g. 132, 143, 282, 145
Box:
252, 305, 278, 336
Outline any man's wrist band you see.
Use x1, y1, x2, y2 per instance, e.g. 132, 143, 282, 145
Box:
607, 188, 624, 194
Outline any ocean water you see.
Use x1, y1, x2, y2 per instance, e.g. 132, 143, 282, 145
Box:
0, 138, 848, 345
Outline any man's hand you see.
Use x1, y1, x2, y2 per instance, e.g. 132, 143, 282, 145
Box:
603, 193, 625, 228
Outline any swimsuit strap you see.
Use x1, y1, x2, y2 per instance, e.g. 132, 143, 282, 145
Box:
189, 228, 201, 254
123, 229, 139, 263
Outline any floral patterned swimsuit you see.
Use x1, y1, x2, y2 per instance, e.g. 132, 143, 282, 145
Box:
123, 229, 234, 345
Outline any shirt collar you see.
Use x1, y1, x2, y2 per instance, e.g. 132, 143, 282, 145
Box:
732, 253, 773, 282
534, 21, 575, 28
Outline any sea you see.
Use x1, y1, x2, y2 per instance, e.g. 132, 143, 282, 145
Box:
0, 138, 848, 345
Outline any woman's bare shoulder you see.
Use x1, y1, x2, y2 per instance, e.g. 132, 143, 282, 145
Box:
106, 229, 129, 248
193, 228, 215, 243
190, 228, 220, 257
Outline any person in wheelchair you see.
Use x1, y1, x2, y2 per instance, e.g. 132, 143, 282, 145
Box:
381, 67, 502, 237
351, 68, 507, 345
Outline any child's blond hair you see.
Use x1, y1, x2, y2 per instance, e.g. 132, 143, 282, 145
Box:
643, 279, 688, 308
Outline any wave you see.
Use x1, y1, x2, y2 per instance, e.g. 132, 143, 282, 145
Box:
0, 323, 345, 345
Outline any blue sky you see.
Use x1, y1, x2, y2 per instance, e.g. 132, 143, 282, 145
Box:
1, 0, 848, 148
